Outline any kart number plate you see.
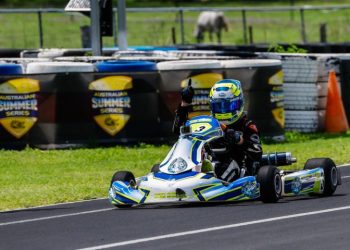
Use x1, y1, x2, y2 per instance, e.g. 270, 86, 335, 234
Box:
191, 123, 212, 134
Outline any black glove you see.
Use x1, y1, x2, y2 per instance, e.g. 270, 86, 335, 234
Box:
225, 129, 242, 145
181, 79, 194, 104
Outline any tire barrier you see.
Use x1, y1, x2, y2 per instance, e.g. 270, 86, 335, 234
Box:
221, 59, 283, 91
0, 57, 287, 148
3, 45, 350, 145
167, 50, 239, 60
53, 56, 113, 63
0, 60, 159, 148
0, 49, 23, 58
21, 49, 88, 58
26, 62, 95, 73
7, 51, 349, 147
0, 64, 25, 148
221, 59, 284, 139
127, 46, 178, 51
260, 53, 343, 132
0, 64, 23, 75
0, 57, 288, 148
37, 49, 67, 59
285, 110, 325, 132
282, 55, 329, 132
283, 83, 327, 110
91, 60, 159, 144
0, 75, 39, 149
0, 58, 50, 73
157, 60, 222, 70
95, 60, 157, 72
112, 50, 179, 62
26, 62, 95, 148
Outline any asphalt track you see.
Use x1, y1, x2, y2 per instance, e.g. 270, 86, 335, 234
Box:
1, 165, 350, 250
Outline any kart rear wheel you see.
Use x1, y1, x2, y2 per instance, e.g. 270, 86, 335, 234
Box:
257, 165, 282, 203
110, 171, 136, 208
304, 158, 338, 196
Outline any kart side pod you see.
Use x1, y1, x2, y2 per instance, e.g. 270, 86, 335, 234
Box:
261, 155, 341, 197
281, 157, 341, 197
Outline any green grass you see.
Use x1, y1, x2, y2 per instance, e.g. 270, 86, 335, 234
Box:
0, 144, 170, 211
1, 1, 350, 48
263, 131, 350, 168
1, 132, 350, 211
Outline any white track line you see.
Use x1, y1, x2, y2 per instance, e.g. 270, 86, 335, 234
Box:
0, 208, 113, 227
337, 163, 350, 168
76, 205, 350, 250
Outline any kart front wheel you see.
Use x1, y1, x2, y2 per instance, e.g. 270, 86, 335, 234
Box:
257, 165, 282, 203
304, 158, 339, 196
110, 171, 136, 208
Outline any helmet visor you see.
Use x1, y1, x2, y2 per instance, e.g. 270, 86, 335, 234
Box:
210, 98, 242, 114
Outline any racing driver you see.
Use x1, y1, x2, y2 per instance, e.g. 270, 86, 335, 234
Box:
173, 79, 262, 182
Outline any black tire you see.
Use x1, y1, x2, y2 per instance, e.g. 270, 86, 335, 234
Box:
151, 164, 160, 173
304, 158, 338, 196
110, 171, 136, 208
257, 165, 282, 203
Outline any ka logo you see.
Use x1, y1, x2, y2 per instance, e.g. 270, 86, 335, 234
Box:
89, 76, 132, 136
0, 78, 40, 138
181, 73, 223, 118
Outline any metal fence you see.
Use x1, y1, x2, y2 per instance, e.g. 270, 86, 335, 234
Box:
1, 5, 350, 49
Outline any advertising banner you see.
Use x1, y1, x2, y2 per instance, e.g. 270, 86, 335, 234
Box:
0, 74, 57, 148
0, 71, 159, 148
0, 78, 39, 138
89, 76, 132, 136
0, 61, 285, 148
89, 72, 159, 144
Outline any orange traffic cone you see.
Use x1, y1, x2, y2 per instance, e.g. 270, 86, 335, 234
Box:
325, 70, 349, 133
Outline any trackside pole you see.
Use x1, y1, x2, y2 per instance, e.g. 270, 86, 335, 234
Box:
117, 0, 128, 50
91, 0, 102, 56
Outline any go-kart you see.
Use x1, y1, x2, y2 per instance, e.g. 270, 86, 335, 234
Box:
108, 115, 341, 208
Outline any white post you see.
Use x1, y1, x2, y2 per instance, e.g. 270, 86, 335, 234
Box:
117, 0, 128, 50
91, 0, 102, 56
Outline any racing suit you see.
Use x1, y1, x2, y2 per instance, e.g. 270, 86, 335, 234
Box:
173, 104, 263, 182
